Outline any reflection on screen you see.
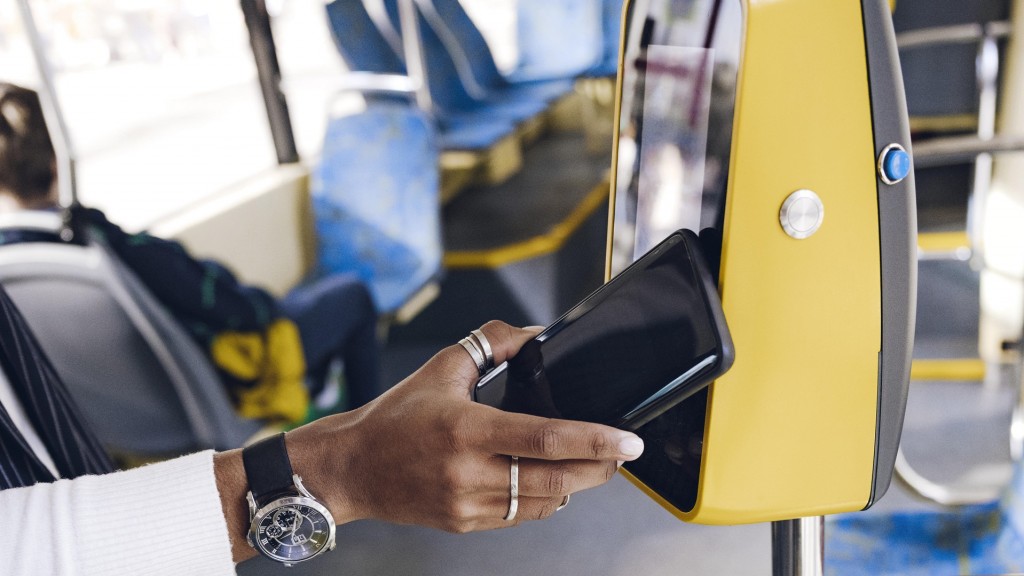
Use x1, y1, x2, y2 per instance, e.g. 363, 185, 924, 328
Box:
634, 45, 714, 260
611, 0, 740, 279
610, 0, 741, 514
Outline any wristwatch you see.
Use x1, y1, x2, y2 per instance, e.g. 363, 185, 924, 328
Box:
242, 433, 336, 565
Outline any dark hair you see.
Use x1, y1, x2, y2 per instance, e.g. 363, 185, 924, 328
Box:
0, 83, 56, 202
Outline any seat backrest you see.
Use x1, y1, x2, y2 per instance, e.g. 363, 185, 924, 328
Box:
514, 0, 603, 81
0, 216, 263, 457
381, 0, 485, 114
311, 101, 442, 313
326, 0, 407, 74
424, 0, 506, 92
598, 0, 625, 74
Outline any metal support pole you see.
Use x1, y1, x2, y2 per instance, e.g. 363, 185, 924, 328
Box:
239, 0, 299, 164
16, 0, 80, 241
966, 24, 1001, 268
772, 517, 824, 576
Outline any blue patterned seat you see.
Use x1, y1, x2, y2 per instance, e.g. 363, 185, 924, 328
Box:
325, 0, 405, 75
509, 0, 603, 82
380, 0, 551, 126
324, 0, 516, 151
590, 0, 625, 77
424, 0, 575, 104
311, 101, 443, 313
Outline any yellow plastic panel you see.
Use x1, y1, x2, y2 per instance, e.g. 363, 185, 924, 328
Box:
674, 0, 880, 523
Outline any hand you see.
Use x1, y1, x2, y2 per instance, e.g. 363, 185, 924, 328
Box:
285, 320, 645, 533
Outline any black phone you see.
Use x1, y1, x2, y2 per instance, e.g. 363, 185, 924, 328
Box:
473, 229, 734, 431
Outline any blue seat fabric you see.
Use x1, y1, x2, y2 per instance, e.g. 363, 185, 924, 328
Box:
510, 0, 622, 81
427, 0, 576, 102
326, 0, 407, 74
312, 102, 443, 312
324, 0, 517, 150
381, 0, 547, 124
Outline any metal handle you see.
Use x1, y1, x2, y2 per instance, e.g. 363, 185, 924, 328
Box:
893, 445, 1008, 506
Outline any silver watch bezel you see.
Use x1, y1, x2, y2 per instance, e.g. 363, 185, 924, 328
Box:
246, 474, 337, 565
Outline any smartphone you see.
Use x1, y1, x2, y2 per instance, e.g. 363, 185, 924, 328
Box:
473, 229, 734, 431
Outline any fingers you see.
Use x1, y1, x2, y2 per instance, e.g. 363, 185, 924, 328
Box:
469, 402, 644, 462
436, 320, 543, 391
516, 458, 617, 497
441, 494, 570, 533
480, 454, 614, 500
452, 457, 611, 531
476, 320, 542, 367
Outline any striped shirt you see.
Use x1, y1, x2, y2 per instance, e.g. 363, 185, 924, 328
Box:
0, 283, 113, 488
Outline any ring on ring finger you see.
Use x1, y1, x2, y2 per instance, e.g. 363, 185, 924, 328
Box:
504, 455, 519, 521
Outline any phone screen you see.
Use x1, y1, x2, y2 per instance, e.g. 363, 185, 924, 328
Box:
474, 231, 731, 430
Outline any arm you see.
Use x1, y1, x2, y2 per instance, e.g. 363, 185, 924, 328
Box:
214, 320, 645, 563
0, 321, 642, 572
0, 452, 235, 576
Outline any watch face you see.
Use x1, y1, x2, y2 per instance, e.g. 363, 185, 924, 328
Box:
251, 496, 335, 564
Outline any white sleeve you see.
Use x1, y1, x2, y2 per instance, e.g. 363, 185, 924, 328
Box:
0, 450, 236, 576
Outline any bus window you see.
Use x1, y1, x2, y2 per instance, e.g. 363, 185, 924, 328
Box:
0, 1, 303, 229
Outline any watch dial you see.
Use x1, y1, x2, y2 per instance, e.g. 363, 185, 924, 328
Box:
255, 503, 332, 562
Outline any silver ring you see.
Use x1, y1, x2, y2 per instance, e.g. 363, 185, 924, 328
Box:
556, 494, 570, 512
458, 337, 487, 375
470, 329, 494, 371
504, 455, 519, 521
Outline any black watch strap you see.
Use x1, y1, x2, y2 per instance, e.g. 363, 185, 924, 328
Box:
242, 433, 295, 504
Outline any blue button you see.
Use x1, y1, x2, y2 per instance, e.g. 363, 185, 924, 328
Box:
881, 145, 911, 184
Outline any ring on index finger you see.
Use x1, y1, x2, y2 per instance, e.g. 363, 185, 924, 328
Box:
458, 337, 487, 375
469, 329, 494, 371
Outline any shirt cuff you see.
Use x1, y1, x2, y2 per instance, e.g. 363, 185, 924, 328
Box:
70, 450, 236, 575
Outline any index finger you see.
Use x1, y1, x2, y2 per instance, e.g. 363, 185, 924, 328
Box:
439, 320, 542, 390
467, 402, 645, 462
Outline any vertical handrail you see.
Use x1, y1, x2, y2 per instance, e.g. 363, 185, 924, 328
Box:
772, 517, 824, 576
15, 0, 79, 242
240, 0, 299, 164
967, 24, 1001, 267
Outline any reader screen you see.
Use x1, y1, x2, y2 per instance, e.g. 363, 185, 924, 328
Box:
610, 0, 741, 513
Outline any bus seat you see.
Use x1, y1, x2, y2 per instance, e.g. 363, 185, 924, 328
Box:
324, 0, 518, 151
588, 0, 624, 78
0, 217, 265, 458
420, 0, 575, 104
380, 0, 549, 126
312, 100, 443, 314
508, 0, 604, 83
326, 0, 406, 75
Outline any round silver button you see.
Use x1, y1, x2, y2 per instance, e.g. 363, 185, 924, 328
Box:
779, 189, 824, 239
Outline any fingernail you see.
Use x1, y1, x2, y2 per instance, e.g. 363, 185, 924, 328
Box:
618, 435, 644, 458
525, 325, 546, 332
616, 460, 624, 469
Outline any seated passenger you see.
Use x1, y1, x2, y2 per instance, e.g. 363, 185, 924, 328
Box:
0, 82, 381, 424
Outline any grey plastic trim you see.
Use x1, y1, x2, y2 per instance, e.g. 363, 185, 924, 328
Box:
860, 0, 918, 509
896, 21, 1011, 51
